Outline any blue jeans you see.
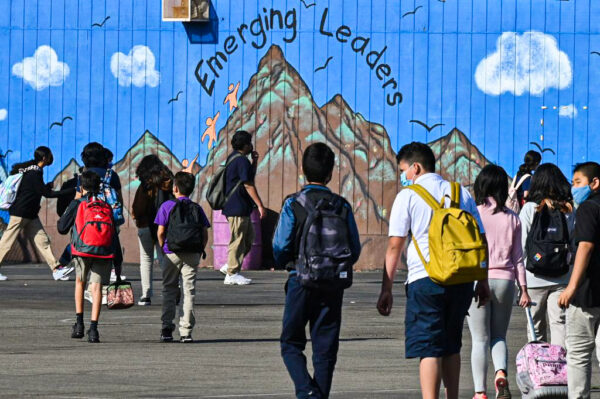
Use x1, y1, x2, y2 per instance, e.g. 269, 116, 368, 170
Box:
280, 275, 344, 399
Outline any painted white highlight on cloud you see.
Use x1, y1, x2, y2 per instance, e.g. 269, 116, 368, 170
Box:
12, 46, 70, 90
111, 45, 160, 87
0, 109, 6, 121
475, 31, 572, 96
559, 104, 577, 118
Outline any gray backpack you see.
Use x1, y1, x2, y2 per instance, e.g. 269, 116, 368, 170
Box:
206, 153, 243, 210
294, 191, 354, 290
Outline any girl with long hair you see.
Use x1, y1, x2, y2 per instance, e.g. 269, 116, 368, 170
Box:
515, 150, 542, 205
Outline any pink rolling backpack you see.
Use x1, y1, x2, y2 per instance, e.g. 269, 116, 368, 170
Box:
515, 306, 568, 398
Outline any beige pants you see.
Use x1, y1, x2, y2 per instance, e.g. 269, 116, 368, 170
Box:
0, 216, 60, 271
566, 305, 600, 399
226, 216, 254, 275
528, 285, 566, 347
161, 252, 200, 337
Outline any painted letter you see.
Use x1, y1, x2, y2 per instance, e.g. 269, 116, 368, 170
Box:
366, 46, 387, 70
224, 35, 238, 55
284, 8, 297, 43
351, 36, 370, 55
207, 52, 228, 78
250, 16, 267, 49
387, 92, 403, 106
319, 8, 333, 37
195, 60, 215, 96
336, 25, 351, 43
376, 63, 391, 81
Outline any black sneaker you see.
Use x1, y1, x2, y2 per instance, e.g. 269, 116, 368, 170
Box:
160, 326, 174, 342
137, 297, 151, 306
71, 323, 84, 339
180, 335, 193, 343
87, 328, 100, 343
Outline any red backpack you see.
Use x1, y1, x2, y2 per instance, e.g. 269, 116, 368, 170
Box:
71, 197, 116, 259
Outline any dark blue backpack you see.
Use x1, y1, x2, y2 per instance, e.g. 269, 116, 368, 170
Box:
294, 191, 354, 290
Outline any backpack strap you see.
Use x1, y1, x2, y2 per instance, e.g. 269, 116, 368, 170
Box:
511, 173, 531, 191
405, 185, 443, 210
103, 169, 112, 185
450, 182, 461, 208
222, 153, 246, 204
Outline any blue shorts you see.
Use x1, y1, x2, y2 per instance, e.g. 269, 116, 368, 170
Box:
405, 277, 474, 359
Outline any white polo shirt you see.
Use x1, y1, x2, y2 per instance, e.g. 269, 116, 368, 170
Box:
388, 173, 485, 284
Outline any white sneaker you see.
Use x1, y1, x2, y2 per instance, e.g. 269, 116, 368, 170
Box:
84, 290, 93, 303
110, 269, 126, 282
53, 266, 74, 281
219, 264, 229, 275
224, 273, 252, 285
0, 272, 7, 281
102, 294, 107, 305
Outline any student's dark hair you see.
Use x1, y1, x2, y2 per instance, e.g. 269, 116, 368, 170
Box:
11, 146, 53, 174
396, 142, 436, 172
518, 150, 542, 175
302, 143, 335, 184
136, 154, 174, 191
474, 164, 509, 214
174, 171, 195, 196
527, 163, 573, 208
80, 170, 101, 194
104, 148, 114, 166
231, 130, 252, 151
81, 142, 107, 168
574, 162, 600, 182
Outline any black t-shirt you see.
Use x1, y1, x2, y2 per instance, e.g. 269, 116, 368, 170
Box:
10, 168, 75, 219
573, 192, 600, 307
222, 152, 255, 217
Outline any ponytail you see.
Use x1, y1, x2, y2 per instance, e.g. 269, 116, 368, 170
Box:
518, 150, 542, 175
10, 146, 53, 175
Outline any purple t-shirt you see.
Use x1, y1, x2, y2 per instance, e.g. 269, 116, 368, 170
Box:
154, 197, 210, 254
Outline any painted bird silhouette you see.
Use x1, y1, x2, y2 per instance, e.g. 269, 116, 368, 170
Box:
168, 91, 183, 104
92, 16, 110, 28
591, 51, 600, 56
315, 56, 333, 73
300, 0, 316, 8
0, 150, 12, 159
530, 142, 556, 155
49, 116, 73, 129
402, 5, 423, 18
409, 120, 444, 132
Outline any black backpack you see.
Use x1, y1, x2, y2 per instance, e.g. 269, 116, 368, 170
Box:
205, 153, 244, 210
525, 204, 571, 277
166, 199, 207, 254
294, 191, 354, 290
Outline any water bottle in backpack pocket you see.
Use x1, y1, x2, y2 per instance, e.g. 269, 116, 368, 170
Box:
294, 192, 354, 290
525, 203, 570, 277
97, 170, 125, 226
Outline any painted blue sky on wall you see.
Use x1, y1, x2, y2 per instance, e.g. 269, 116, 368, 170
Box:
0, 0, 599, 181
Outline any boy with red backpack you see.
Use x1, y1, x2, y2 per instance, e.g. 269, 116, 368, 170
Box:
58, 171, 117, 343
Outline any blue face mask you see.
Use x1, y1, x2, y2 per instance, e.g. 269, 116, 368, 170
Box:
400, 171, 413, 187
572, 185, 592, 206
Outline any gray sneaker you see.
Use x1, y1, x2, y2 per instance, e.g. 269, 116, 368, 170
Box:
53, 266, 74, 281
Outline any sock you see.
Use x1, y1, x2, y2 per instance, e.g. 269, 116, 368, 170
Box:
90, 320, 98, 330
76, 313, 83, 324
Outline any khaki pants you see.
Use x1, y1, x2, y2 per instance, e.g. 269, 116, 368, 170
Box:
226, 216, 254, 275
566, 305, 600, 399
0, 216, 60, 271
161, 252, 200, 337
528, 285, 566, 347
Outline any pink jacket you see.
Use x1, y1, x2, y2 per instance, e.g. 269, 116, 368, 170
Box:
477, 198, 527, 287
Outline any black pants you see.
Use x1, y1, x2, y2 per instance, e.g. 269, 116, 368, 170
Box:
280, 275, 344, 399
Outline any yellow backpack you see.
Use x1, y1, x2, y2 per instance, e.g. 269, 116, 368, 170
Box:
407, 182, 488, 285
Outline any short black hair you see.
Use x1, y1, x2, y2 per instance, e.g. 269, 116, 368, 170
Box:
527, 163, 572, 205
81, 142, 107, 168
574, 162, 600, 182
474, 164, 509, 214
302, 143, 335, 184
396, 142, 436, 172
174, 171, 195, 196
231, 130, 252, 151
104, 148, 114, 164
80, 170, 101, 194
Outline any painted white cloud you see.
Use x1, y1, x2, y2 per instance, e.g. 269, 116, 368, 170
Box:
110, 45, 160, 87
0, 109, 6, 121
475, 31, 572, 96
559, 104, 577, 118
12, 45, 70, 90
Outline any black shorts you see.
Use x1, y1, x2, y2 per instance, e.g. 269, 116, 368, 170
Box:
405, 277, 474, 359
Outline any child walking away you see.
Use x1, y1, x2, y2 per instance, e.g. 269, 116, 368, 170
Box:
0, 146, 75, 281
520, 164, 574, 348
131, 155, 174, 306
377, 142, 490, 399
57, 171, 116, 343
513, 150, 541, 208
274, 143, 361, 399
468, 165, 532, 399
155, 172, 209, 343
558, 162, 600, 399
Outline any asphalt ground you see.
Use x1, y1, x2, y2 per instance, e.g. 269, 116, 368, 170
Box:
0, 263, 598, 399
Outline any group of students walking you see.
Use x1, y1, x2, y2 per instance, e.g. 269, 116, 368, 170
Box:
0, 134, 598, 399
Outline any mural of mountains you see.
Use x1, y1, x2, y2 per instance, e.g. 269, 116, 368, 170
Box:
34, 45, 491, 267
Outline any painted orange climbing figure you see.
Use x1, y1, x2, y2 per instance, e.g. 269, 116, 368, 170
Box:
182, 154, 199, 174
202, 111, 220, 149
224, 82, 241, 112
